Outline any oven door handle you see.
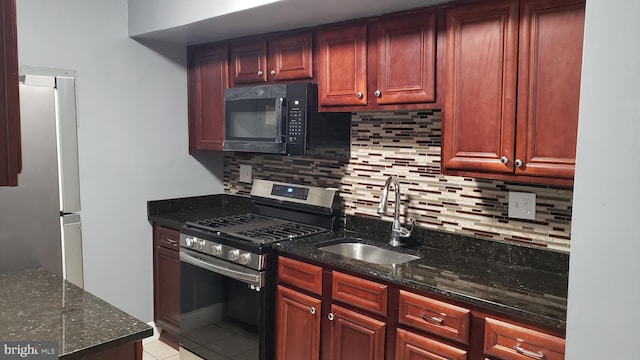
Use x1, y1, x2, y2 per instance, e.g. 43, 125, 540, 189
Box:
180, 249, 264, 288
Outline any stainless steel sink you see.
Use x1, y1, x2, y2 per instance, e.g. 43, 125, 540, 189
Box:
318, 242, 420, 265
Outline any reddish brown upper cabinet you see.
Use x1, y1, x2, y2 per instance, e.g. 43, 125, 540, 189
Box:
514, 0, 585, 180
373, 10, 438, 106
0, 0, 21, 187
231, 32, 313, 85
318, 9, 441, 112
442, 0, 584, 186
187, 44, 229, 152
317, 23, 368, 108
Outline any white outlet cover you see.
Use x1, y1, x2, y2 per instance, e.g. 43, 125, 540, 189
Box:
239, 164, 252, 184
508, 191, 536, 220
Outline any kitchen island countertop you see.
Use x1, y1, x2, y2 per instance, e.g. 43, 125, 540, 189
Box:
0, 268, 152, 359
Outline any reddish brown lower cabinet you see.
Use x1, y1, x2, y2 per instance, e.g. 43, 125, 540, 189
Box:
187, 44, 229, 152
396, 328, 467, 360
0, 0, 21, 187
153, 226, 180, 342
329, 304, 386, 360
484, 317, 565, 360
275, 285, 321, 360
276, 256, 565, 360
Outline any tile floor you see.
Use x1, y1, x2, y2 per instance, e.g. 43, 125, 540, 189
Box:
142, 339, 180, 360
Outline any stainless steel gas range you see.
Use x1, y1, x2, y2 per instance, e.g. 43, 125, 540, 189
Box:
179, 179, 338, 360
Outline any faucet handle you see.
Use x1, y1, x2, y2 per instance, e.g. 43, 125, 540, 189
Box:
393, 220, 415, 238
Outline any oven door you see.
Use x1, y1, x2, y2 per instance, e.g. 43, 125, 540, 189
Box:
180, 248, 269, 360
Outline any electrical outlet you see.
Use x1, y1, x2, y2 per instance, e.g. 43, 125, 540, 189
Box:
239, 164, 252, 184
508, 191, 536, 220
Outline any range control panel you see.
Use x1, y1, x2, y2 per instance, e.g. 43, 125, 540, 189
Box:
271, 184, 309, 200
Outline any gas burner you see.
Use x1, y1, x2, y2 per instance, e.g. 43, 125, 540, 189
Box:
185, 213, 328, 244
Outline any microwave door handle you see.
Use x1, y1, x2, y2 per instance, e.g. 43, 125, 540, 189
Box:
275, 97, 284, 143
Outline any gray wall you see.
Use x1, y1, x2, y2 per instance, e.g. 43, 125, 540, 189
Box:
16, 0, 224, 322
566, 0, 640, 358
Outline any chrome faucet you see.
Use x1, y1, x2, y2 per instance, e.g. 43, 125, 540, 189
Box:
377, 176, 414, 247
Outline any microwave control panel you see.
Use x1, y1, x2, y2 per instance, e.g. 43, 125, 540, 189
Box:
287, 98, 306, 147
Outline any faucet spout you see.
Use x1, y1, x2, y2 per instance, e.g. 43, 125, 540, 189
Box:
377, 176, 414, 247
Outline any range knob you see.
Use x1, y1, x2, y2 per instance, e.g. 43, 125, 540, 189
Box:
185, 237, 196, 247
211, 244, 223, 256
198, 240, 206, 250
228, 249, 240, 262
239, 252, 251, 265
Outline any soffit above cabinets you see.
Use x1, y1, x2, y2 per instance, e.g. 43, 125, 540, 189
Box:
127, 0, 453, 45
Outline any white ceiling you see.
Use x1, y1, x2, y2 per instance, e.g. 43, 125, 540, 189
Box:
129, 0, 453, 45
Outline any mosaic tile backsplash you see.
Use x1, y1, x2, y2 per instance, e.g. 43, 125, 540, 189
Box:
224, 110, 573, 252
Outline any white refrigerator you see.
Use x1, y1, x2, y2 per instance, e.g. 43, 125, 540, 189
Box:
0, 73, 83, 288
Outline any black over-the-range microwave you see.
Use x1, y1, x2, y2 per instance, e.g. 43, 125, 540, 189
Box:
223, 83, 351, 155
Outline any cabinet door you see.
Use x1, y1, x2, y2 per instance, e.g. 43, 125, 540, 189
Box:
275, 285, 321, 360
154, 245, 180, 335
188, 45, 229, 152
442, 0, 519, 174
514, 0, 585, 179
317, 24, 368, 107
375, 10, 437, 105
232, 41, 268, 84
0, 0, 20, 186
268, 33, 313, 82
329, 304, 385, 360
396, 329, 468, 360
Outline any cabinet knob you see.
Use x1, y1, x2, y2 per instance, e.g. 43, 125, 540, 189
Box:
257, 70, 263, 76
374, 90, 381, 97
500, 156, 509, 164
310, 307, 316, 315
328, 313, 334, 321
270, 69, 276, 76
514, 159, 523, 167
356, 91, 363, 99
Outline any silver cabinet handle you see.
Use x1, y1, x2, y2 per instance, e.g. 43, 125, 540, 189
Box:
328, 313, 334, 321
420, 313, 444, 325
257, 70, 263, 76
356, 91, 363, 99
310, 307, 316, 315
374, 90, 381, 97
166, 239, 177, 245
514, 159, 523, 167
500, 156, 509, 164
270, 70, 276, 76
514, 344, 545, 359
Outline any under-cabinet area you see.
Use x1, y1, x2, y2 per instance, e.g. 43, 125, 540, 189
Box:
276, 256, 566, 360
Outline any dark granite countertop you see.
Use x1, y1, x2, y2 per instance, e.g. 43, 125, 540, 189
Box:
0, 268, 152, 359
275, 228, 568, 331
147, 194, 568, 332
147, 194, 252, 230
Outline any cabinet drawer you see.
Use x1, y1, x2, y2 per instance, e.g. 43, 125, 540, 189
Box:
278, 257, 323, 296
332, 271, 388, 317
396, 328, 467, 360
484, 317, 565, 360
156, 226, 180, 251
398, 290, 470, 345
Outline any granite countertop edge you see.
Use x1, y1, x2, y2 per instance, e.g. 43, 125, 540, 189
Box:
62, 328, 153, 360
